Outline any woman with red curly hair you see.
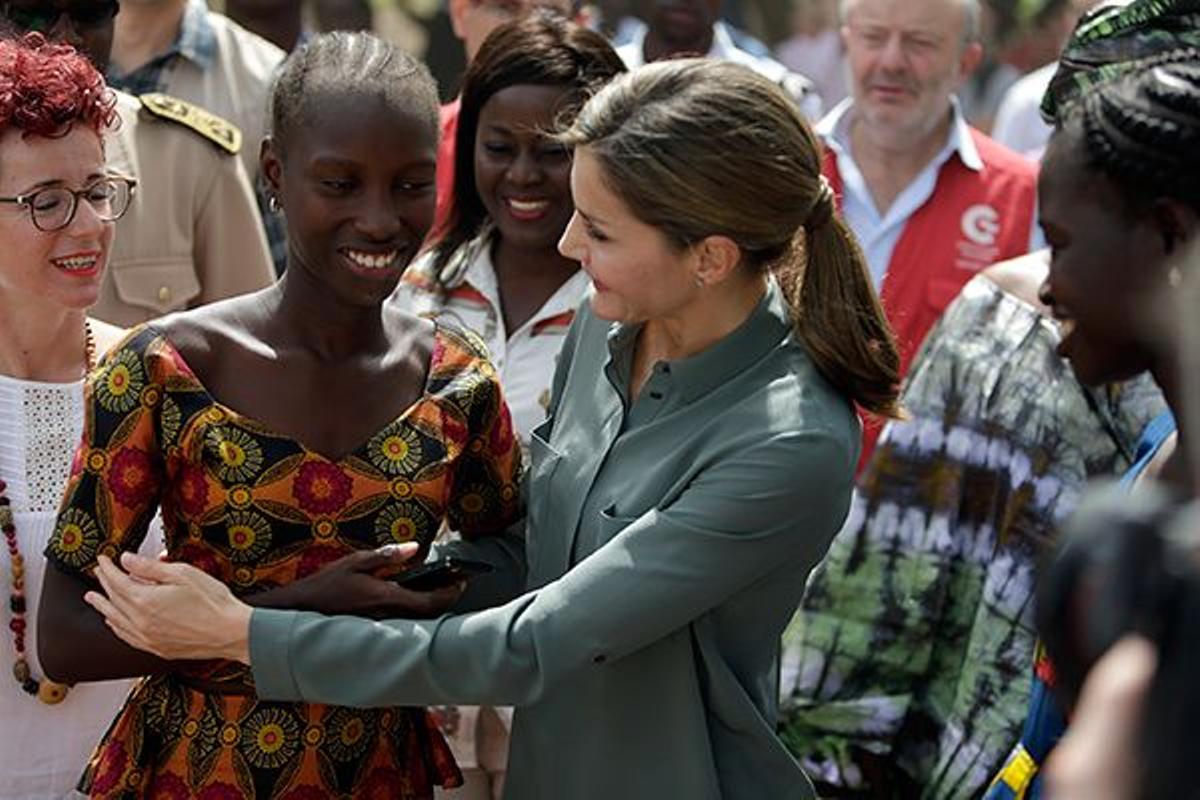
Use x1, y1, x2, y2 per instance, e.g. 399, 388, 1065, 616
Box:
0, 33, 137, 799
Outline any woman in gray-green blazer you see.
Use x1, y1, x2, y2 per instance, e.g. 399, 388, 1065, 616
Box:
85, 59, 902, 799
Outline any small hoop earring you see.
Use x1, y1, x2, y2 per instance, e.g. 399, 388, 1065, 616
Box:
267, 194, 281, 214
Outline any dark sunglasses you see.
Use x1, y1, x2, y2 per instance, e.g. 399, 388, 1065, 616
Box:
1, 1, 119, 32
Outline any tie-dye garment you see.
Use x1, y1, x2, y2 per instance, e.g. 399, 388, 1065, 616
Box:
778, 273, 1166, 799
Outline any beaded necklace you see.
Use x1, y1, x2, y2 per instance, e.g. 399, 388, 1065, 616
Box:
3, 321, 95, 705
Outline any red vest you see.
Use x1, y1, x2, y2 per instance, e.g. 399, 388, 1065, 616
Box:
823, 129, 1038, 464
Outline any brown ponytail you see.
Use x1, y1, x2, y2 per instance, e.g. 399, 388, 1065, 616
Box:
782, 195, 902, 418
559, 59, 902, 417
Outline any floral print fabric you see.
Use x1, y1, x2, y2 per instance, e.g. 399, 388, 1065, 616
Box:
46, 324, 522, 799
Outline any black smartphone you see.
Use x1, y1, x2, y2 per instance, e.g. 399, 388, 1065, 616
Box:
389, 557, 494, 591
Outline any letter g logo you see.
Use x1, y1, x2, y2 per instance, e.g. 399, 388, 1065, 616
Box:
961, 204, 1001, 246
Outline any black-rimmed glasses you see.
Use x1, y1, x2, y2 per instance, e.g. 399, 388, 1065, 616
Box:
0, 175, 136, 232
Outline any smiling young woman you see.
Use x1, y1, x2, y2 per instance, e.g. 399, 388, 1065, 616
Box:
35, 31, 523, 800
1038, 58, 1200, 460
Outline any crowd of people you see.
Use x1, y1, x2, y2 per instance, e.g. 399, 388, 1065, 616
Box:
1, 1, 1198, 799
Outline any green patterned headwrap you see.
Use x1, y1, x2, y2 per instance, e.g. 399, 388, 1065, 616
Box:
1041, 0, 1200, 122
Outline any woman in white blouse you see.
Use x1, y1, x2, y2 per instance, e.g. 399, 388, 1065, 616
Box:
0, 34, 137, 798
399, 13, 625, 446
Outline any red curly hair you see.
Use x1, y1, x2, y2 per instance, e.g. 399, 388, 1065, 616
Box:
0, 33, 117, 139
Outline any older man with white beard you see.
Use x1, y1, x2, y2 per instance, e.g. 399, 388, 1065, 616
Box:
820, 0, 1042, 463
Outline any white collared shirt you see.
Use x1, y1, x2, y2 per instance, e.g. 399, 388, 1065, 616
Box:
817, 98, 1043, 287
398, 236, 590, 446
616, 22, 823, 120
991, 62, 1056, 161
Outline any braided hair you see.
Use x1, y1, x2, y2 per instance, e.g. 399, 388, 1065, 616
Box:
269, 31, 439, 155
1062, 57, 1200, 212
1042, 0, 1200, 122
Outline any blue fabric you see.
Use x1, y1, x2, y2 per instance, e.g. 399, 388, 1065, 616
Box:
1120, 410, 1177, 487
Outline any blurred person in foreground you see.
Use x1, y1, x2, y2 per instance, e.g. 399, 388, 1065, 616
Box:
1035, 484, 1197, 800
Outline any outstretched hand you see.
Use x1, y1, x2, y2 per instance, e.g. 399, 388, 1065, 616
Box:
84, 544, 468, 663
85, 552, 253, 663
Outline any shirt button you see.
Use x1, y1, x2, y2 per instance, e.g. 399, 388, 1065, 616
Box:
157, 286, 171, 304
592, 653, 607, 664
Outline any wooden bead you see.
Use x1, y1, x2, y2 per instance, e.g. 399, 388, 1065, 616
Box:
37, 680, 69, 705
3, 385, 75, 708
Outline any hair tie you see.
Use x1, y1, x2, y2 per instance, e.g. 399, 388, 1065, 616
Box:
805, 176, 835, 234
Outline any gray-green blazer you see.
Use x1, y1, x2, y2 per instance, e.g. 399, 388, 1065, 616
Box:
251, 281, 860, 799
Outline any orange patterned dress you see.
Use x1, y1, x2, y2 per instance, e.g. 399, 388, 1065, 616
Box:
45, 324, 522, 799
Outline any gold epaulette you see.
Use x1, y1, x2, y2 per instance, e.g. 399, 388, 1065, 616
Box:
139, 93, 242, 155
